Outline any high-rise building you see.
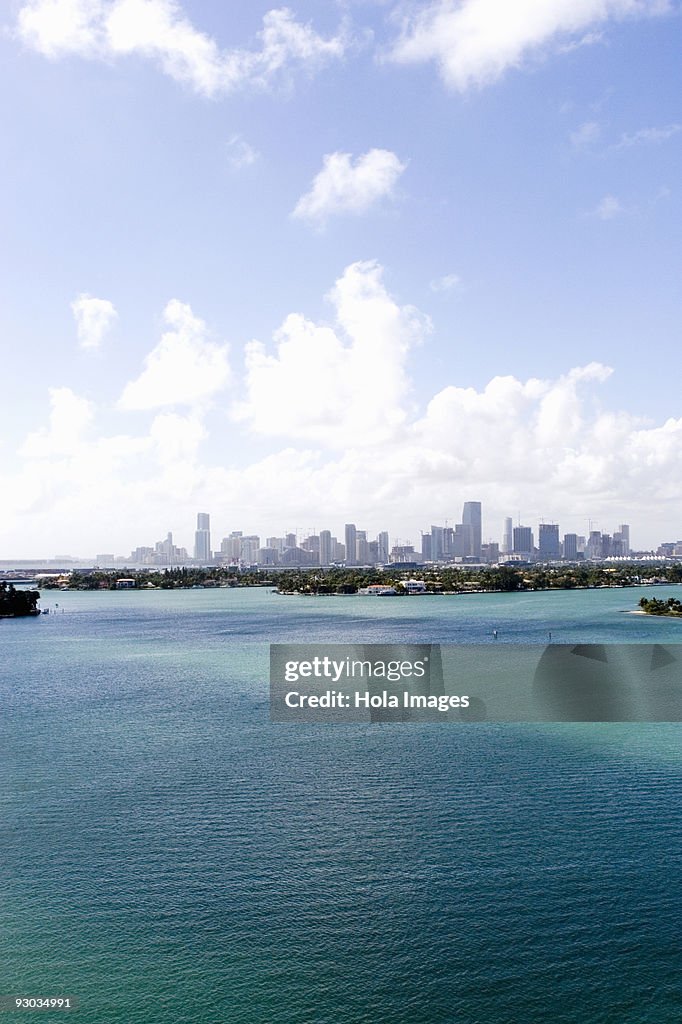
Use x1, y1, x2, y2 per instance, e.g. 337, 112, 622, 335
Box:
194, 513, 211, 562
618, 524, 630, 555
421, 533, 432, 561
513, 526, 534, 557
453, 522, 474, 558
538, 524, 561, 560
345, 524, 357, 566
377, 531, 389, 565
431, 525, 444, 562
462, 502, 482, 559
586, 531, 602, 560
356, 530, 370, 564
503, 517, 513, 555
319, 530, 332, 566
562, 534, 578, 560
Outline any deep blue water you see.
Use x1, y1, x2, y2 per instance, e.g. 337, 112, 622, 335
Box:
1, 586, 680, 1023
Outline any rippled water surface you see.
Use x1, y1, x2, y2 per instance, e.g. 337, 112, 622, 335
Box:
1, 587, 681, 1023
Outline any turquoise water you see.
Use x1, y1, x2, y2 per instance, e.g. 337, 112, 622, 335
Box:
1, 586, 681, 1023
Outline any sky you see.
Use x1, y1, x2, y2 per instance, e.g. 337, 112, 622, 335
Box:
1, 0, 681, 558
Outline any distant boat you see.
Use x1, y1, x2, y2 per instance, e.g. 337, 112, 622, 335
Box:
358, 585, 398, 596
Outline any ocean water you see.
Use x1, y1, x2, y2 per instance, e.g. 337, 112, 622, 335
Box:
1, 586, 681, 1023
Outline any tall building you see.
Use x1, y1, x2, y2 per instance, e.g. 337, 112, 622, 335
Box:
586, 531, 602, 560
562, 534, 578, 560
462, 502, 482, 559
538, 524, 561, 560
356, 530, 370, 564
421, 533, 432, 561
617, 524, 630, 556
319, 530, 332, 566
453, 522, 474, 558
503, 517, 513, 555
513, 526, 534, 557
344, 524, 357, 566
377, 531, 389, 565
431, 525, 445, 562
194, 513, 211, 562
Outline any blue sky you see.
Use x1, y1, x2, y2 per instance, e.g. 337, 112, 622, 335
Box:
1, 0, 681, 556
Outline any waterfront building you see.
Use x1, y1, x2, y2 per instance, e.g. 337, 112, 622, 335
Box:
421, 533, 432, 561
377, 531, 389, 565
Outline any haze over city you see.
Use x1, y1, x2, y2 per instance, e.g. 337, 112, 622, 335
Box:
2, 1, 681, 557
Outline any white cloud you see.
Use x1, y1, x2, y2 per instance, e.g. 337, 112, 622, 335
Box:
20, 387, 94, 457
226, 134, 259, 169
71, 293, 117, 350
570, 120, 601, 148
615, 123, 682, 148
387, 0, 672, 91
233, 260, 429, 445
17, 1, 347, 96
592, 193, 625, 219
429, 272, 461, 293
118, 299, 230, 410
6, 269, 682, 555
292, 149, 406, 224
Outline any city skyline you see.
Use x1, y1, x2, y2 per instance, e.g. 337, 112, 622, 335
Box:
27, 504, 669, 565
2, 3, 682, 556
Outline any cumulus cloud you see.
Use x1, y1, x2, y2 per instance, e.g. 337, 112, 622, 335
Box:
118, 299, 230, 410
17, 1, 347, 96
20, 387, 95, 457
292, 149, 406, 224
71, 293, 117, 350
233, 260, 429, 445
387, 0, 672, 91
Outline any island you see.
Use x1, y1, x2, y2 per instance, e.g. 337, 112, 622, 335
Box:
0, 582, 40, 617
638, 596, 682, 618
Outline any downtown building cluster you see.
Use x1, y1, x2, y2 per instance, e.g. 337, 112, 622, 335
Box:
110, 504, 635, 568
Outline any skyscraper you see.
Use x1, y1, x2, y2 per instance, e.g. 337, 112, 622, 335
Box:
344, 524, 357, 566
462, 502, 482, 559
319, 530, 332, 566
513, 526, 533, 557
503, 517, 513, 555
538, 524, 561, 560
194, 513, 211, 562
377, 531, 389, 565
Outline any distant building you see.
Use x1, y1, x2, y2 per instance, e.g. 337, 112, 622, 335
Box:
345, 524, 357, 566
377, 531, 389, 565
538, 524, 561, 560
356, 530, 370, 564
319, 530, 332, 566
562, 534, 578, 560
194, 513, 211, 563
421, 533, 432, 561
502, 517, 513, 555
462, 502, 482, 560
513, 526, 534, 558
